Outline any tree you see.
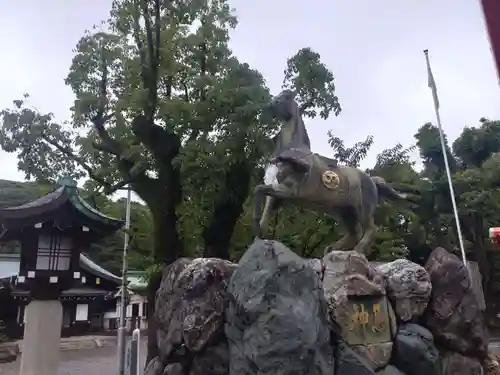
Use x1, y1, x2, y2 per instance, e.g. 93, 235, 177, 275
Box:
453, 118, 500, 169
282, 47, 341, 119
369, 143, 421, 262
414, 122, 457, 179
0, 0, 342, 362
327, 133, 374, 167
412, 118, 500, 314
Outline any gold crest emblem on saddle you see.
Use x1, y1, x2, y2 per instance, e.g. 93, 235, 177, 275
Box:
322, 170, 340, 190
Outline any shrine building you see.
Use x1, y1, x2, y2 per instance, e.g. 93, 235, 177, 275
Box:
0, 178, 124, 338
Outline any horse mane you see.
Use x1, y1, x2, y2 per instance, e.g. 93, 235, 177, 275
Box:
272, 92, 311, 158
288, 100, 311, 149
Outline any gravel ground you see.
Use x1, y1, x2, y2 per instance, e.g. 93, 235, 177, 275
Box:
0, 341, 147, 375
2, 342, 499, 374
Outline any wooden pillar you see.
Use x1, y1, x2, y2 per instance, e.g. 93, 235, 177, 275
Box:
480, 0, 500, 85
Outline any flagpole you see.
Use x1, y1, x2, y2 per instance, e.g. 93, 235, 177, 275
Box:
423, 49, 469, 274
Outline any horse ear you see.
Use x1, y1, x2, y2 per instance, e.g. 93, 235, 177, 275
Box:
280, 89, 297, 100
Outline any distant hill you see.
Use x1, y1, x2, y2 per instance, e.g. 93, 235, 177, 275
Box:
0, 179, 51, 208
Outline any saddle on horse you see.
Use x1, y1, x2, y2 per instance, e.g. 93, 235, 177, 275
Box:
271, 148, 339, 173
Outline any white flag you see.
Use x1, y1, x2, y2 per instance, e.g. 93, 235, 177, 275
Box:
424, 50, 440, 110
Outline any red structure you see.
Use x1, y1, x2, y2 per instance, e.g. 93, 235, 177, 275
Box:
489, 227, 500, 246
480, 0, 500, 84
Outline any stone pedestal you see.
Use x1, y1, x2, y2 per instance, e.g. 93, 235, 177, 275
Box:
19, 300, 62, 375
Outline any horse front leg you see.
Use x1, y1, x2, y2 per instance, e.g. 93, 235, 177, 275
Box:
253, 185, 265, 238
253, 184, 291, 238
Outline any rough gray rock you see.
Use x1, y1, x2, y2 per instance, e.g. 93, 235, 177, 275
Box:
226, 240, 335, 375
189, 342, 229, 375
441, 352, 483, 375
423, 247, 488, 358
155, 257, 237, 375
336, 341, 376, 375
376, 259, 431, 322
163, 363, 183, 375
392, 323, 440, 375
376, 365, 406, 375
323, 250, 395, 370
155, 258, 192, 361
484, 351, 500, 375
144, 357, 165, 375
352, 343, 394, 372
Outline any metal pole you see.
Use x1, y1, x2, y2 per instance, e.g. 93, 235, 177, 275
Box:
433, 110, 469, 266
424, 50, 470, 277
118, 186, 132, 375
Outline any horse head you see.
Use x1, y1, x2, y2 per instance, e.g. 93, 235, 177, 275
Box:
268, 89, 299, 122
268, 90, 311, 158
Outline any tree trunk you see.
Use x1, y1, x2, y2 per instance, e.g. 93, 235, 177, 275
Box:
144, 165, 182, 365
460, 213, 491, 306
202, 161, 251, 259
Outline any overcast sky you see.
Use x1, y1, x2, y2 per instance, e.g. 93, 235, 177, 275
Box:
1, 0, 499, 188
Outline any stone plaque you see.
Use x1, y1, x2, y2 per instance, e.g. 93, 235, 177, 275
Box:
341, 295, 392, 346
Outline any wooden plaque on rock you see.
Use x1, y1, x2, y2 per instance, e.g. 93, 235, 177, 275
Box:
341, 295, 392, 346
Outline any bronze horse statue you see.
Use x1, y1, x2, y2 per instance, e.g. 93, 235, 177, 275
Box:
253, 90, 408, 254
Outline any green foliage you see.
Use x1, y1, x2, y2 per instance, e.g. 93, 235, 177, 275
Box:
0, 0, 343, 265
0, 179, 52, 208
283, 47, 341, 119
327, 133, 374, 167
453, 118, 500, 168
414, 122, 457, 179
3, 0, 500, 320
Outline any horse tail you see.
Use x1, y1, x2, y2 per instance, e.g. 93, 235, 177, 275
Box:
372, 176, 407, 201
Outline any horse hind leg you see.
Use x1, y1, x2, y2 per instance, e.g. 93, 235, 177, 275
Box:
325, 208, 363, 254
353, 214, 377, 254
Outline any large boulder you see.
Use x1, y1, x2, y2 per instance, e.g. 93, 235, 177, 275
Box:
391, 323, 441, 375
423, 247, 488, 358
441, 352, 483, 375
484, 351, 500, 375
376, 365, 406, 375
336, 341, 376, 375
144, 357, 165, 375
323, 250, 395, 370
155, 257, 237, 375
376, 259, 431, 322
226, 240, 335, 375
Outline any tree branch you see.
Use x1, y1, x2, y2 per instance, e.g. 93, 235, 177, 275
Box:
40, 133, 130, 193
131, 115, 180, 162
129, 0, 169, 161
87, 39, 157, 195
140, 0, 159, 120
132, 0, 147, 85
90, 51, 121, 156
131, 0, 160, 123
